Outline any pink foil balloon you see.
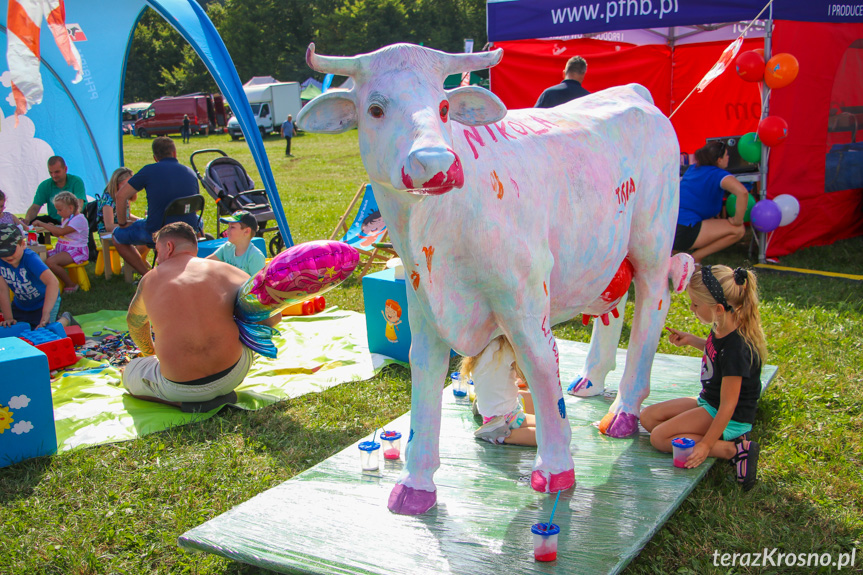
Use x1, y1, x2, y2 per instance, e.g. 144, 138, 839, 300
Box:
236, 240, 359, 322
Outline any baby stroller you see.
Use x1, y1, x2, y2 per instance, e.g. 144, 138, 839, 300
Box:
190, 148, 284, 255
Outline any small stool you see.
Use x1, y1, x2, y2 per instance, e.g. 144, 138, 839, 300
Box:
123, 246, 150, 283
95, 240, 123, 280
60, 263, 91, 292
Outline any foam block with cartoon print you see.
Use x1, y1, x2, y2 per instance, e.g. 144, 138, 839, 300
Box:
362, 268, 410, 363
0, 337, 57, 468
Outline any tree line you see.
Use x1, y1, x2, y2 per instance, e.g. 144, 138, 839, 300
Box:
123, 0, 487, 103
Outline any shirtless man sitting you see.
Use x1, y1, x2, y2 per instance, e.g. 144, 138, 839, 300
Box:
122, 222, 277, 408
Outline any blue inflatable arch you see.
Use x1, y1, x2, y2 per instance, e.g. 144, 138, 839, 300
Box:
0, 0, 293, 246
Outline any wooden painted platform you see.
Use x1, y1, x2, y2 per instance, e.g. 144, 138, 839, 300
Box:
179, 339, 777, 574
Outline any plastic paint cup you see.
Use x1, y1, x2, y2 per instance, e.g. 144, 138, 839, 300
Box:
358, 440, 381, 471
531, 523, 560, 562
380, 430, 402, 460
671, 437, 696, 468
451, 372, 468, 397
468, 378, 476, 402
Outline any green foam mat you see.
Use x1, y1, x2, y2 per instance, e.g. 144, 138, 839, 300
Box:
52, 308, 398, 452
179, 340, 777, 574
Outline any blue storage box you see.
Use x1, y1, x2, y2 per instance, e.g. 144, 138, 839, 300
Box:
0, 337, 57, 468
362, 268, 411, 363
197, 237, 267, 259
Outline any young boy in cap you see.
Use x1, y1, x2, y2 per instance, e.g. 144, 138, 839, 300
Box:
0, 223, 61, 328
206, 210, 266, 276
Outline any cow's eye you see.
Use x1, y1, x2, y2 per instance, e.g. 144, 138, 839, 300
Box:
368, 104, 384, 119
439, 101, 449, 122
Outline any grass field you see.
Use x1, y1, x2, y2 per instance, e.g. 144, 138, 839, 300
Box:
1, 132, 861, 574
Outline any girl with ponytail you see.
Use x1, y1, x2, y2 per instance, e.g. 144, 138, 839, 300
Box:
640, 265, 766, 490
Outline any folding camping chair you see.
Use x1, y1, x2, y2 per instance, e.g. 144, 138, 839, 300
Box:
329, 183, 397, 278
150, 194, 206, 265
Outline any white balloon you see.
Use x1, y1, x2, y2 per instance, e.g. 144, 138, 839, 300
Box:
774, 194, 800, 226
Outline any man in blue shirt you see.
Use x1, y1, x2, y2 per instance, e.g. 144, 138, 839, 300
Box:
113, 137, 201, 276
535, 56, 591, 108
280, 114, 297, 156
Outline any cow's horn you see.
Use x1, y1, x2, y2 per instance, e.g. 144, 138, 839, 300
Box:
306, 43, 360, 76
442, 49, 503, 76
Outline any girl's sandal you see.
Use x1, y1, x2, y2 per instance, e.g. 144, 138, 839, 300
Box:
729, 437, 760, 491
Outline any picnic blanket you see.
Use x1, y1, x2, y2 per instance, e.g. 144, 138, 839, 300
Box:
52, 308, 396, 452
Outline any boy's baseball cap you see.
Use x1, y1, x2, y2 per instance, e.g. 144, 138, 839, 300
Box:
219, 210, 258, 234
0, 224, 24, 257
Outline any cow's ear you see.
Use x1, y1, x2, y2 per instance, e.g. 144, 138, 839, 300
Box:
296, 92, 357, 134
446, 86, 507, 126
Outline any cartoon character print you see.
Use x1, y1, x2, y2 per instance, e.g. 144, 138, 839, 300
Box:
358, 210, 386, 247
382, 299, 403, 343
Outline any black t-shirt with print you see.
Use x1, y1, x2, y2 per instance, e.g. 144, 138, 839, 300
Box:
699, 328, 762, 425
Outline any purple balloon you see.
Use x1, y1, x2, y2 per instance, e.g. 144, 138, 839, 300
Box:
750, 199, 782, 233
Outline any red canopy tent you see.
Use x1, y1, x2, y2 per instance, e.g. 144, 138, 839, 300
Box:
487, 1, 863, 258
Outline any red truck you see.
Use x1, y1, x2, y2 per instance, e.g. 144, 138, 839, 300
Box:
135, 93, 226, 138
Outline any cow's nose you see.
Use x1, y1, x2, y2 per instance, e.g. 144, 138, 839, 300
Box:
401, 146, 458, 189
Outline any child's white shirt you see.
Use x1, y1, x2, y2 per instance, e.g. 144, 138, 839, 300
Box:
470, 338, 520, 419
56, 213, 89, 248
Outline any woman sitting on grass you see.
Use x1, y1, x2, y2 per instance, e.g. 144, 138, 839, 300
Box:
673, 141, 752, 263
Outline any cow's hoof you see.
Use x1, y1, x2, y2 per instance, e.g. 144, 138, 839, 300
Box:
387, 484, 437, 515
599, 411, 639, 438
530, 469, 575, 493
567, 376, 603, 397
669, 253, 695, 294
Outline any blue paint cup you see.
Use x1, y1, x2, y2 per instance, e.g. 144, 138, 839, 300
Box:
451, 372, 468, 397
358, 440, 381, 471
531, 523, 560, 561
672, 437, 696, 468
380, 430, 402, 460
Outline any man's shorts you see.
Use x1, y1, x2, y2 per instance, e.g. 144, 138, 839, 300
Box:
696, 396, 753, 441
112, 220, 154, 247
122, 345, 255, 403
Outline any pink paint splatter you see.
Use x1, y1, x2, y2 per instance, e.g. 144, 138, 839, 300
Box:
510, 177, 520, 198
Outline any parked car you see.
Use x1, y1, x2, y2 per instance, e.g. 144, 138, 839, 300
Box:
122, 102, 150, 135
135, 93, 226, 138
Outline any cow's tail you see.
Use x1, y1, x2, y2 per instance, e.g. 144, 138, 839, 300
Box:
628, 84, 654, 106
668, 253, 695, 294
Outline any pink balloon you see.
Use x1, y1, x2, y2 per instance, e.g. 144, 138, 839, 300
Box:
236, 240, 359, 321
252, 240, 359, 306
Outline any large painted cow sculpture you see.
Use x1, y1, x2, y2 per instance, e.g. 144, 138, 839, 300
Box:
298, 43, 691, 515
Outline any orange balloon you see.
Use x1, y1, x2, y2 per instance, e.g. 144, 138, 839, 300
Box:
764, 53, 799, 89
753, 48, 765, 59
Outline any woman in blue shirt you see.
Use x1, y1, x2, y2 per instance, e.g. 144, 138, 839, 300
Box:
673, 141, 751, 263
